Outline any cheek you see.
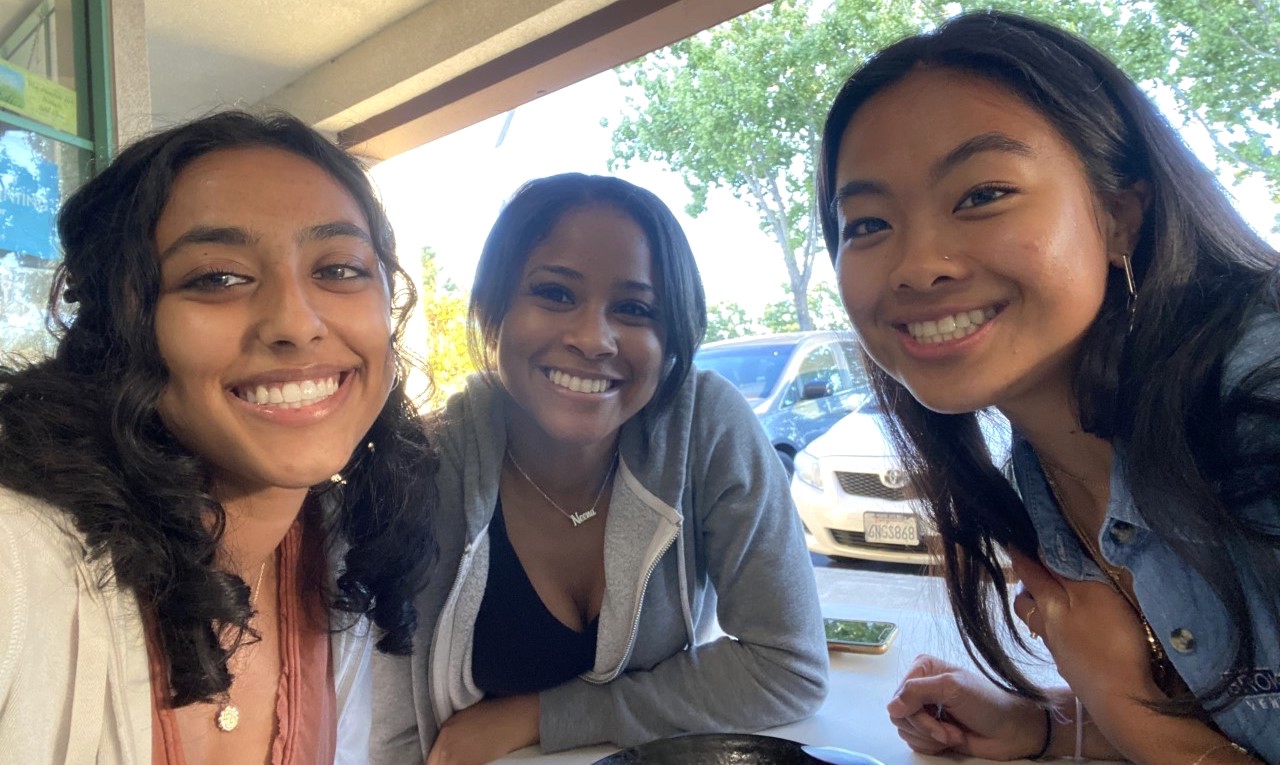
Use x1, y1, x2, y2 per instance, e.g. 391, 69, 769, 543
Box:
835, 256, 878, 326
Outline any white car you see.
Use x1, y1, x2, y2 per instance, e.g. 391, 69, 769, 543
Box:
792, 398, 1009, 566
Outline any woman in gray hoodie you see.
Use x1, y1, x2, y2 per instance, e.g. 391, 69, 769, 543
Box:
372, 173, 829, 764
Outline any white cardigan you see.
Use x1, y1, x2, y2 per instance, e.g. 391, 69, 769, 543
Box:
0, 486, 375, 763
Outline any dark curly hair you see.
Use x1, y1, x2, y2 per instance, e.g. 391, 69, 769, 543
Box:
0, 110, 436, 705
818, 11, 1280, 716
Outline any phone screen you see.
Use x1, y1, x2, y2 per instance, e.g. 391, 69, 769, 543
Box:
824, 618, 897, 646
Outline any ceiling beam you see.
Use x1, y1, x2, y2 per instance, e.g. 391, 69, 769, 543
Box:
303, 0, 766, 161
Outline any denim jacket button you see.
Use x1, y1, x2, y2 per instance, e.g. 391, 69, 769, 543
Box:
1108, 521, 1136, 544
1170, 627, 1197, 653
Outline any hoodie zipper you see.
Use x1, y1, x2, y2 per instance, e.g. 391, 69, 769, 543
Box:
429, 533, 482, 725
594, 523, 680, 683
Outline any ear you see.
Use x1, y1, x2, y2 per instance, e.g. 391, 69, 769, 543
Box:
1104, 180, 1149, 268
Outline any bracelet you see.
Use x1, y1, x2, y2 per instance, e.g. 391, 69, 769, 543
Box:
1191, 741, 1248, 765
1031, 707, 1053, 760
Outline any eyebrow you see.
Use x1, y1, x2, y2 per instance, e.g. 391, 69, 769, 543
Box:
158, 220, 372, 262
928, 132, 1034, 184
302, 221, 372, 245
527, 264, 656, 295
158, 226, 254, 262
830, 131, 1035, 215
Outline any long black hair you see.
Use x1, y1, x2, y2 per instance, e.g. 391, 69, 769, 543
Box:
468, 172, 707, 411
0, 110, 436, 705
818, 11, 1280, 713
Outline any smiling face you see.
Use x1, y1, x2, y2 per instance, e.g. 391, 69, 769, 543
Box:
496, 204, 666, 454
153, 146, 394, 499
832, 68, 1141, 419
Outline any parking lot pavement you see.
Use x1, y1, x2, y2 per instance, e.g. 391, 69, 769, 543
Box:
810, 553, 950, 615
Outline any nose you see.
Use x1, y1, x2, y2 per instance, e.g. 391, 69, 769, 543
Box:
563, 305, 617, 359
256, 270, 326, 349
888, 227, 965, 292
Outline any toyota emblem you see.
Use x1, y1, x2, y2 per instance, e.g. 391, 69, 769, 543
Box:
880, 468, 909, 489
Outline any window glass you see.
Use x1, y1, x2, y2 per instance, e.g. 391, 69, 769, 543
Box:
2, 0, 80, 136
782, 343, 847, 409
0, 120, 84, 360
695, 343, 792, 402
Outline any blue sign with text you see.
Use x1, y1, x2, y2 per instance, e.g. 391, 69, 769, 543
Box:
0, 130, 60, 261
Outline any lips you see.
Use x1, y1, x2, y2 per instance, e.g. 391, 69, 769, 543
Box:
905, 307, 998, 343
232, 375, 341, 408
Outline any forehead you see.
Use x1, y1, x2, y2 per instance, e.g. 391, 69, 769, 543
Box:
527, 204, 653, 271
836, 68, 1075, 178
157, 146, 366, 234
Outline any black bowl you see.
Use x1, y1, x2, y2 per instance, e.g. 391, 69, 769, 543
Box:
591, 733, 821, 765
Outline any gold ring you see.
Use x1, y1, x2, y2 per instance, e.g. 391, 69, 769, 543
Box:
1027, 605, 1040, 640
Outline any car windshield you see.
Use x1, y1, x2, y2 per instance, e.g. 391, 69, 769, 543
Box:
695, 343, 793, 402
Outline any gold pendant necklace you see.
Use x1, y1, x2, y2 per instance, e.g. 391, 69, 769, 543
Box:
216, 560, 267, 733
506, 449, 617, 527
1039, 461, 1173, 689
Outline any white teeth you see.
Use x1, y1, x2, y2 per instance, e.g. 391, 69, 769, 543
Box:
235, 376, 340, 408
548, 369, 611, 394
907, 308, 998, 342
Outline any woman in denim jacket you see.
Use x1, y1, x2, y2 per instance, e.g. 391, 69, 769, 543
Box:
817, 11, 1279, 765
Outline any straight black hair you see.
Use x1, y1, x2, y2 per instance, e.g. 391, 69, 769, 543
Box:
469, 172, 707, 411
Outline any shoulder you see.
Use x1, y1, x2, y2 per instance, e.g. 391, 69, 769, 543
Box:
426, 374, 506, 452
0, 486, 92, 577
0, 486, 95, 691
653, 368, 761, 436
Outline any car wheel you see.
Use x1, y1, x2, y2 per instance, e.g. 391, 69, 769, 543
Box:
776, 449, 795, 478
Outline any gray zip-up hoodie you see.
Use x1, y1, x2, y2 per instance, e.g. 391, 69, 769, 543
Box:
370, 369, 828, 761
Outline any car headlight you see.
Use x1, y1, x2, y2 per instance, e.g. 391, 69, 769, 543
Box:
793, 450, 823, 489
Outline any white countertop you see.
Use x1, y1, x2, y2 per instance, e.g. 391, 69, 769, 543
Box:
496, 602, 1079, 765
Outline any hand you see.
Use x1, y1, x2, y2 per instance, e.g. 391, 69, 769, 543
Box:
1009, 551, 1158, 702
886, 654, 1048, 760
426, 694, 540, 765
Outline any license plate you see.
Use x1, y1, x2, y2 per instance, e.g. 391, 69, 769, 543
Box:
863, 512, 919, 546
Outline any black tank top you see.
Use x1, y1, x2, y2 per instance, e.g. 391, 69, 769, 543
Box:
472, 501, 599, 696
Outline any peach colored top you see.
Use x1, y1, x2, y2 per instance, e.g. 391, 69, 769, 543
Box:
148, 520, 337, 764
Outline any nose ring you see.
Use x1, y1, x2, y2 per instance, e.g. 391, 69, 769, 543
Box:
942, 255, 952, 261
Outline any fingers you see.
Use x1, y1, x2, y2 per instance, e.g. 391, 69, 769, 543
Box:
888, 671, 966, 755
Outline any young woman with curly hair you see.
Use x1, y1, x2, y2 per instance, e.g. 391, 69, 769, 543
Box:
0, 110, 435, 763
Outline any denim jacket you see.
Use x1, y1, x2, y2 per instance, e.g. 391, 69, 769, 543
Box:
1012, 309, 1280, 763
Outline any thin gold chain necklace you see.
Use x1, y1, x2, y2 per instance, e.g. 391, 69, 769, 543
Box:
1039, 462, 1174, 690
506, 449, 617, 528
216, 560, 267, 733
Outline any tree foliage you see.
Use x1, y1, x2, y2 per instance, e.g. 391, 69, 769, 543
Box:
762, 281, 851, 334
610, 0, 1280, 327
418, 246, 473, 410
705, 300, 764, 342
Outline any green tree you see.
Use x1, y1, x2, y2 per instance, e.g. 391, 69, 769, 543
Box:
419, 246, 473, 409
704, 300, 762, 341
609, 0, 930, 330
761, 281, 851, 334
